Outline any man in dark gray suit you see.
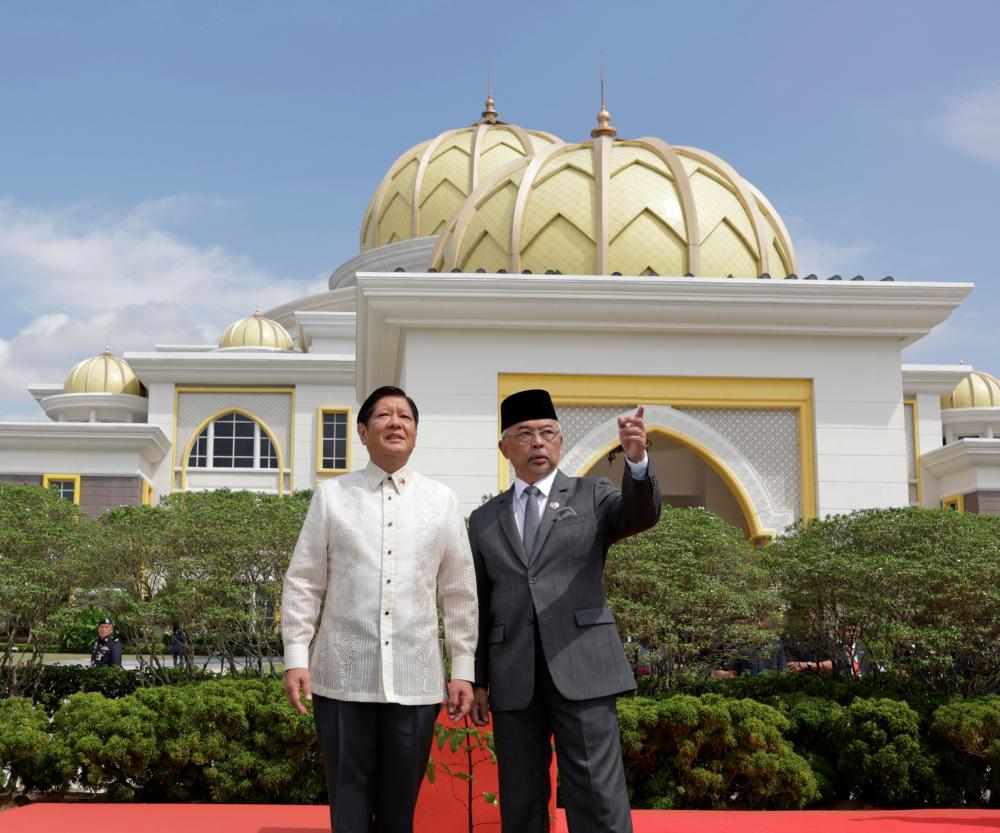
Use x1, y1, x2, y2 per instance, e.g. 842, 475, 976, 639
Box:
469, 389, 661, 833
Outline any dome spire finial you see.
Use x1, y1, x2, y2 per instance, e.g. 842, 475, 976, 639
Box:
591, 53, 617, 139
481, 59, 498, 124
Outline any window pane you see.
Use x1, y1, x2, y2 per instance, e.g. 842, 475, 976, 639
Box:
233, 457, 254, 468
49, 480, 75, 501
321, 412, 348, 469
234, 438, 254, 457
189, 430, 209, 467
234, 416, 255, 437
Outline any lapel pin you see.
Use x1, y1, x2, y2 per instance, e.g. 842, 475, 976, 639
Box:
549, 501, 560, 509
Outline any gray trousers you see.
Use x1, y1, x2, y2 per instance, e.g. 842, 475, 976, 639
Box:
491, 631, 633, 833
313, 696, 438, 833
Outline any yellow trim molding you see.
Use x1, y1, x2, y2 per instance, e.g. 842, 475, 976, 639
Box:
178, 406, 287, 495
497, 373, 816, 521
43, 473, 81, 505
316, 407, 353, 476
941, 493, 965, 513
171, 386, 295, 494
141, 479, 155, 507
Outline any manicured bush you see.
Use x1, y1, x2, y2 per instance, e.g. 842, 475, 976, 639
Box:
31, 665, 146, 714
617, 694, 818, 809
28, 678, 323, 803
932, 696, 1000, 806
833, 697, 927, 806
0, 697, 50, 797
606, 508, 782, 691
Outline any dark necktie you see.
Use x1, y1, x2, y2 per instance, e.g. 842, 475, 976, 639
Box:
522, 485, 540, 557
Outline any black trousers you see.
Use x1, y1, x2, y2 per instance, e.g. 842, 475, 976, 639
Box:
491, 629, 633, 833
313, 696, 438, 833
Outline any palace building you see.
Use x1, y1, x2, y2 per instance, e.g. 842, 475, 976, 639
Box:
2, 96, 997, 534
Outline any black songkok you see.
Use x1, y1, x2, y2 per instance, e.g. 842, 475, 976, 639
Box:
500, 389, 558, 432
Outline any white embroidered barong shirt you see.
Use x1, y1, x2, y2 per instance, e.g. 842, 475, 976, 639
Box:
281, 462, 478, 705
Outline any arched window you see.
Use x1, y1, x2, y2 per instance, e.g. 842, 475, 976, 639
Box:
188, 412, 278, 469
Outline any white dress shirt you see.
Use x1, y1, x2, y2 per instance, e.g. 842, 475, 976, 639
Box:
512, 454, 649, 533
281, 462, 478, 705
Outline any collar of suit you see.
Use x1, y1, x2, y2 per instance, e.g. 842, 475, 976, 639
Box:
364, 461, 412, 491
512, 467, 559, 504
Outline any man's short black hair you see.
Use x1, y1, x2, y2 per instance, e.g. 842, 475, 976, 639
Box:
358, 386, 419, 427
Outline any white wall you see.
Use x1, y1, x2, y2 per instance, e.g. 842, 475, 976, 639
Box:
0, 447, 152, 480
916, 393, 945, 507
146, 382, 175, 498
291, 383, 364, 492
400, 327, 910, 518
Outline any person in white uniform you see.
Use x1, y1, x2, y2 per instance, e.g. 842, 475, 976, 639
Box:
282, 385, 478, 833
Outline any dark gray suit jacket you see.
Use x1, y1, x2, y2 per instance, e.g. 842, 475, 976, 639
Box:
469, 465, 661, 711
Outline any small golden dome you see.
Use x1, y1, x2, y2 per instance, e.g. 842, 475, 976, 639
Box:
63, 350, 143, 396
430, 132, 795, 279
360, 102, 561, 251
219, 312, 294, 350
942, 371, 1000, 409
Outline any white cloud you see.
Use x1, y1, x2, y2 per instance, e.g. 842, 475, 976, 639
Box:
933, 81, 1000, 167
0, 197, 325, 420
790, 235, 876, 279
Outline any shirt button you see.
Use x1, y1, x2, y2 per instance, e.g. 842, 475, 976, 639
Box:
384, 641, 389, 645
384, 611, 389, 615
386, 579, 391, 584
387, 522, 392, 527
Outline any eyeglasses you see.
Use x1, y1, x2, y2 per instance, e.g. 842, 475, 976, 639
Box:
508, 428, 561, 445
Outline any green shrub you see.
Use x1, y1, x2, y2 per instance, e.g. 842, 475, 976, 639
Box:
0, 697, 50, 797
32, 665, 147, 714
834, 697, 925, 806
932, 696, 1000, 806
617, 694, 818, 809
780, 695, 846, 803
606, 508, 782, 692
29, 678, 323, 803
770, 508, 1000, 693
39, 604, 108, 653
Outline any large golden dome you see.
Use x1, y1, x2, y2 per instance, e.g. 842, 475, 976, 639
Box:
942, 371, 1000, 409
63, 350, 143, 395
360, 97, 561, 251
218, 312, 294, 350
430, 110, 795, 278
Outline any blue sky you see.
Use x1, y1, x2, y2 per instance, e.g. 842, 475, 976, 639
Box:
1, 1, 998, 418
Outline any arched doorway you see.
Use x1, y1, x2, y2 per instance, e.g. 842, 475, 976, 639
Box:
558, 406, 795, 541
582, 431, 749, 534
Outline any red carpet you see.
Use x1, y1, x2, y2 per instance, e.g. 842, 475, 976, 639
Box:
5, 805, 1000, 832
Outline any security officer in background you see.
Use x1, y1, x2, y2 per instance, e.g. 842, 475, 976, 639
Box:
90, 617, 123, 667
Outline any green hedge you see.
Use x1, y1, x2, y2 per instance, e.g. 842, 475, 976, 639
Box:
21, 678, 324, 803
618, 694, 818, 809
0, 698, 49, 797
28, 664, 222, 715
6, 678, 1000, 808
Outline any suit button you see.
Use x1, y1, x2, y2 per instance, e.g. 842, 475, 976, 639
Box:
529, 578, 537, 585
527, 618, 534, 626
